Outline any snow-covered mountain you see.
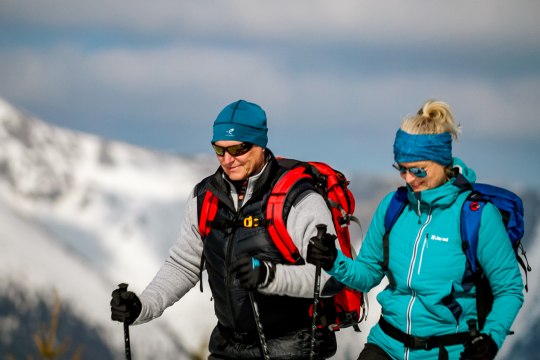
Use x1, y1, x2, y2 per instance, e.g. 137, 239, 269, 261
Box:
0, 97, 538, 359
0, 97, 217, 359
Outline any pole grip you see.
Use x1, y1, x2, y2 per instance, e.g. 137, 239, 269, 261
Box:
467, 319, 479, 338
315, 224, 327, 240
118, 283, 132, 360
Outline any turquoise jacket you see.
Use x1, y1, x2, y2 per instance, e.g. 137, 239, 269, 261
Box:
328, 158, 524, 359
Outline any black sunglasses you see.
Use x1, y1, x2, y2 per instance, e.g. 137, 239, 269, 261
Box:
392, 163, 428, 178
212, 142, 254, 157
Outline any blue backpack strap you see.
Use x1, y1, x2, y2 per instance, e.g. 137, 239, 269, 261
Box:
381, 186, 408, 287
384, 186, 409, 231
461, 190, 493, 329
461, 191, 484, 274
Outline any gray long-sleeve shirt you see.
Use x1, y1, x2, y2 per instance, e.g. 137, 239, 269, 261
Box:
135, 164, 337, 325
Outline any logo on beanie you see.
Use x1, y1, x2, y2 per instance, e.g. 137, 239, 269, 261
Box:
226, 128, 235, 137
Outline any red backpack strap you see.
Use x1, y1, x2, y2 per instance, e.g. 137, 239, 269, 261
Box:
198, 190, 219, 238
266, 167, 311, 264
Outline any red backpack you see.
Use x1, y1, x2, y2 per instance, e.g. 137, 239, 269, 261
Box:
199, 158, 366, 331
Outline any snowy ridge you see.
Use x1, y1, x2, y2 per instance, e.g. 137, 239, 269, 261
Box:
0, 97, 217, 358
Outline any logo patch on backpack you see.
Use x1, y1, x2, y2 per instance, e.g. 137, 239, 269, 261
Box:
469, 201, 481, 211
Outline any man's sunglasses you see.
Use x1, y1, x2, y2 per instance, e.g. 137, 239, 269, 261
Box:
212, 142, 253, 157
392, 163, 428, 178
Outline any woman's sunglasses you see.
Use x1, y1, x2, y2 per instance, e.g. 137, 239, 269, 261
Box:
392, 163, 428, 178
212, 142, 253, 157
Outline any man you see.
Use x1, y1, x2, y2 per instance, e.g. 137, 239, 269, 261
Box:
111, 100, 338, 359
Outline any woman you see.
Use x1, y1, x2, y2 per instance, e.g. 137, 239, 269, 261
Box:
307, 100, 524, 359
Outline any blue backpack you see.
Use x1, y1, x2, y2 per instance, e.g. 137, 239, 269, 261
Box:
381, 182, 530, 329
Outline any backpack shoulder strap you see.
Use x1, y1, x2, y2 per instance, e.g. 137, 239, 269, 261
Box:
266, 165, 312, 264
198, 189, 219, 239
461, 190, 495, 330
384, 186, 408, 231
460, 191, 485, 274
195, 177, 219, 293
381, 186, 408, 287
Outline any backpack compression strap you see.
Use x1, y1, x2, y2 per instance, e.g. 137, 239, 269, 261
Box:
266, 167, 311, 264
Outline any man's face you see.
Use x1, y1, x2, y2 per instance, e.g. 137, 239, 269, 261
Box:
213, 140, 266, 181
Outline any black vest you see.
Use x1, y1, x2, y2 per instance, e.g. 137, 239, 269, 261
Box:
196, 155, 314, 336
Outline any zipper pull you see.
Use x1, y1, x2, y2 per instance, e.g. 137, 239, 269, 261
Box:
414, 192, 422, 223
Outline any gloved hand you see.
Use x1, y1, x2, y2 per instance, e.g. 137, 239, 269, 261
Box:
110, 285, 142, 325
460, 333, 498, 360
307, 232, 338, 271
232, 256, 276, 290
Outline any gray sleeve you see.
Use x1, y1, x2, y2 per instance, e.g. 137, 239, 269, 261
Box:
259, 191, 337, 298
134, 189, 203, 324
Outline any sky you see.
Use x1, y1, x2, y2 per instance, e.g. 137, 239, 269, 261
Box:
1, 0, 539, 190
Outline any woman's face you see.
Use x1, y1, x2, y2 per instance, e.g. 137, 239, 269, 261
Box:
214, 140, 266, 181
396, 160, 449, 192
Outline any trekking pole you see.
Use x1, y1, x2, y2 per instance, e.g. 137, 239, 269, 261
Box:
310, 224, 327, 360
117, 283, 132, 360
248, 291, 271, 360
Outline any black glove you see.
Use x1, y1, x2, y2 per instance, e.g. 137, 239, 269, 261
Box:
460, 333, 498, 360
307, 232, 338, 271
110, 285, 142, 325
232, 256, 276, 290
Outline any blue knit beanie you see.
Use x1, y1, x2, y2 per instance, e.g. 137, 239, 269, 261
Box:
212, 100, 268, 148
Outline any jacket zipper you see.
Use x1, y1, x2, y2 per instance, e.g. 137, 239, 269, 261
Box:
404, 206, 432, 353
404, 291, 416, 360
415, 205, 432, 275
406, 209, 432, 287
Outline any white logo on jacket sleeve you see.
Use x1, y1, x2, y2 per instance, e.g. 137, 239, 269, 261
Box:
430, 234, 449, 242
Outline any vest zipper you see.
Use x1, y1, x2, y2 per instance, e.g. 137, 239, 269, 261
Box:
225, 213, 240, 323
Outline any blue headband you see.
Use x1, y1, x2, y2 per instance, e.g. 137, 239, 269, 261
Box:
393, 129, 453, 166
